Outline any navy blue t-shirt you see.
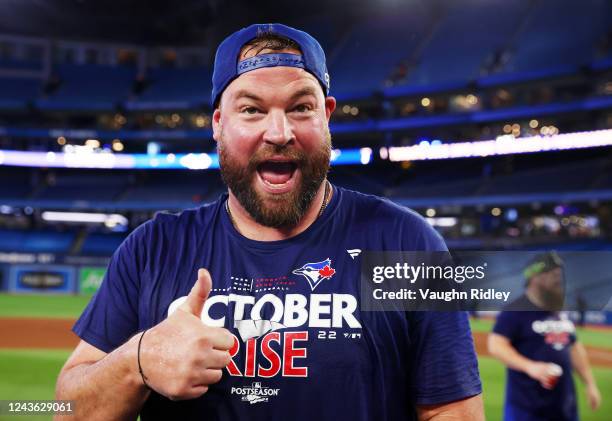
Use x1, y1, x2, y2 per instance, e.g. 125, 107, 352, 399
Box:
493, 294, 577, 421
74, 186, 482, 420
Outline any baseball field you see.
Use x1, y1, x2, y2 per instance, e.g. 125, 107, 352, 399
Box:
0, 293, 610, 421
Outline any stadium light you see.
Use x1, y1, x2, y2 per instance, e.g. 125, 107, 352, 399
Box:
359, 148, 372, 165
179, 153, 214, 170
426, 217, 457, 227
41, 211, 128, 225
386, 128, 612, 162
0, 148, 370, 170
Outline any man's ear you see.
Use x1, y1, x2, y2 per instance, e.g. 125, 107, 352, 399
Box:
324, 96, 336, 121
212, 108, 222, 142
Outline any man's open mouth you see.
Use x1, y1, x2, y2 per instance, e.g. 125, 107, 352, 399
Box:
256, 160, 298, 188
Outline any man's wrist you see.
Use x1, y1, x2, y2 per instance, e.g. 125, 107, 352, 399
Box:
523, 360, 538, 377
121, 333, 152, 393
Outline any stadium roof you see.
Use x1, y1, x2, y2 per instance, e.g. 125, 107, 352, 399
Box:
0, 0, 363, 46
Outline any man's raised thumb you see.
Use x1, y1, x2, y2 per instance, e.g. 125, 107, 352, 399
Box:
180, 268, 212, 317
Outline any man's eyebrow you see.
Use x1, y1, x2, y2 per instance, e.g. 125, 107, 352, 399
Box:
233, 90, 263, 102
233, 86, 317, 103
290, 87, 318, 101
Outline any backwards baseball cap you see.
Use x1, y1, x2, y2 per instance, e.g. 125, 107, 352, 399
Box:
211, 23, 330, 107
524, 251, 564, 280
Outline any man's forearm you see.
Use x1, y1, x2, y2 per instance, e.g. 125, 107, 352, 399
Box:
417, 394, 484, 421
488, 334, 533, 374
55, 334, 151, 420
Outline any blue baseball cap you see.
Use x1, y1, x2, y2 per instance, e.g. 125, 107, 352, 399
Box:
211, 23, 330, 107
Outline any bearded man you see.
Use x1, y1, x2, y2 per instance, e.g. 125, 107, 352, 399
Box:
56, 23, 483, 421
489, 252, 601, 421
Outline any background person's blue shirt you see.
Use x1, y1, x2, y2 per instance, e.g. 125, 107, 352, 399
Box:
74, 185, 482, 420
493, 294, 577, 421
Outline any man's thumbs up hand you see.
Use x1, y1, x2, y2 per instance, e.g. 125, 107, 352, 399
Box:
137, 268, 235, 400
179, 268, 212, 317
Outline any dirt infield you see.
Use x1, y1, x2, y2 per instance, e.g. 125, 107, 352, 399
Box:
1, 317, 611, 368
0, 318, 79, 349
471, 330, 612, 368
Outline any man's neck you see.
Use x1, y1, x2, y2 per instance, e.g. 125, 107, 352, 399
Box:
226, 181, 331, 241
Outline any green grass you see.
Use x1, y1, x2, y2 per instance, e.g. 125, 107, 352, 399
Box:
478, 356, 505, 420
2, 293, 604, 350
469, 317, 495, 333
479, 356, 612, 421
470, 317, 612, 350
573, 327, 612, 350
0, 350, 609, 420
0, 349, 71, 421
0, 293, 92, 319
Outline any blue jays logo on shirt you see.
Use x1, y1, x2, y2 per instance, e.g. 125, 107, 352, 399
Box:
292, 258, 336, 290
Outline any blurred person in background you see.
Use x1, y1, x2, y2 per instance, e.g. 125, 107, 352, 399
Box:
488, 252, 601, 421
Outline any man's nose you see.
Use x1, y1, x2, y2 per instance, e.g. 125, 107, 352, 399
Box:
263, 110, 295, 146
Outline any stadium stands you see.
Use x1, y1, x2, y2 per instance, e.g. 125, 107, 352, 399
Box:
502, 0, 609, 73
33, 173, 129, 202
0, 0, 611, 257
327, 2, 434, 99
79, 232, 126, 256
403, 0, 528, 86
126, 66, 212, 110
0, 0, 610, 107
0, 167, 33, 199
119, 171, 223, 205
35, 64, 137, 111
0, 76, 42, 110
0, 229, 74, 253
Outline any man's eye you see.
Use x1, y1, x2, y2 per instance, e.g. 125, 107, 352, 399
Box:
241, 106, 260, 115
293, 104, 312, 113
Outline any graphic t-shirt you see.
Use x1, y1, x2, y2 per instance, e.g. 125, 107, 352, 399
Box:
74, 185, 482, 420
493, 294, 577, 420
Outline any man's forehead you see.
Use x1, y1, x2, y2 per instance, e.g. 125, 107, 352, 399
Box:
224, 66, 322, 102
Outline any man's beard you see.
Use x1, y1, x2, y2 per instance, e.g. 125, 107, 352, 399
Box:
540, 284, 565, 312
218, 131, 331, 228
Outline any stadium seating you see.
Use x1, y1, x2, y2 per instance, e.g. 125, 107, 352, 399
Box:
388, 157, 612, 201
327, 1, 433, 100
79, 232, 126, 255
118, 171, 224, 206
0, 229, 74, 253
125, 66, 212, 110
1, 1, 612, 259
501, 0, 610, 74
403, 0, 528, 87
36, 64, 137, 111
0, 76, 42, 110
1, 0, 611, 106
33, 173, 128, 202
0, 58, 44, 72
0, 168, 32, 199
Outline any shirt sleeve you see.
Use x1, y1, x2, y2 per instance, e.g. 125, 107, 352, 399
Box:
492, 310, 519, 341
407, 311, 482, 405
402, 212, 482, 403
72, 223, 149, 353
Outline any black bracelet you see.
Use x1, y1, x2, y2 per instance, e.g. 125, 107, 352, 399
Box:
137, 329, 151, 389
